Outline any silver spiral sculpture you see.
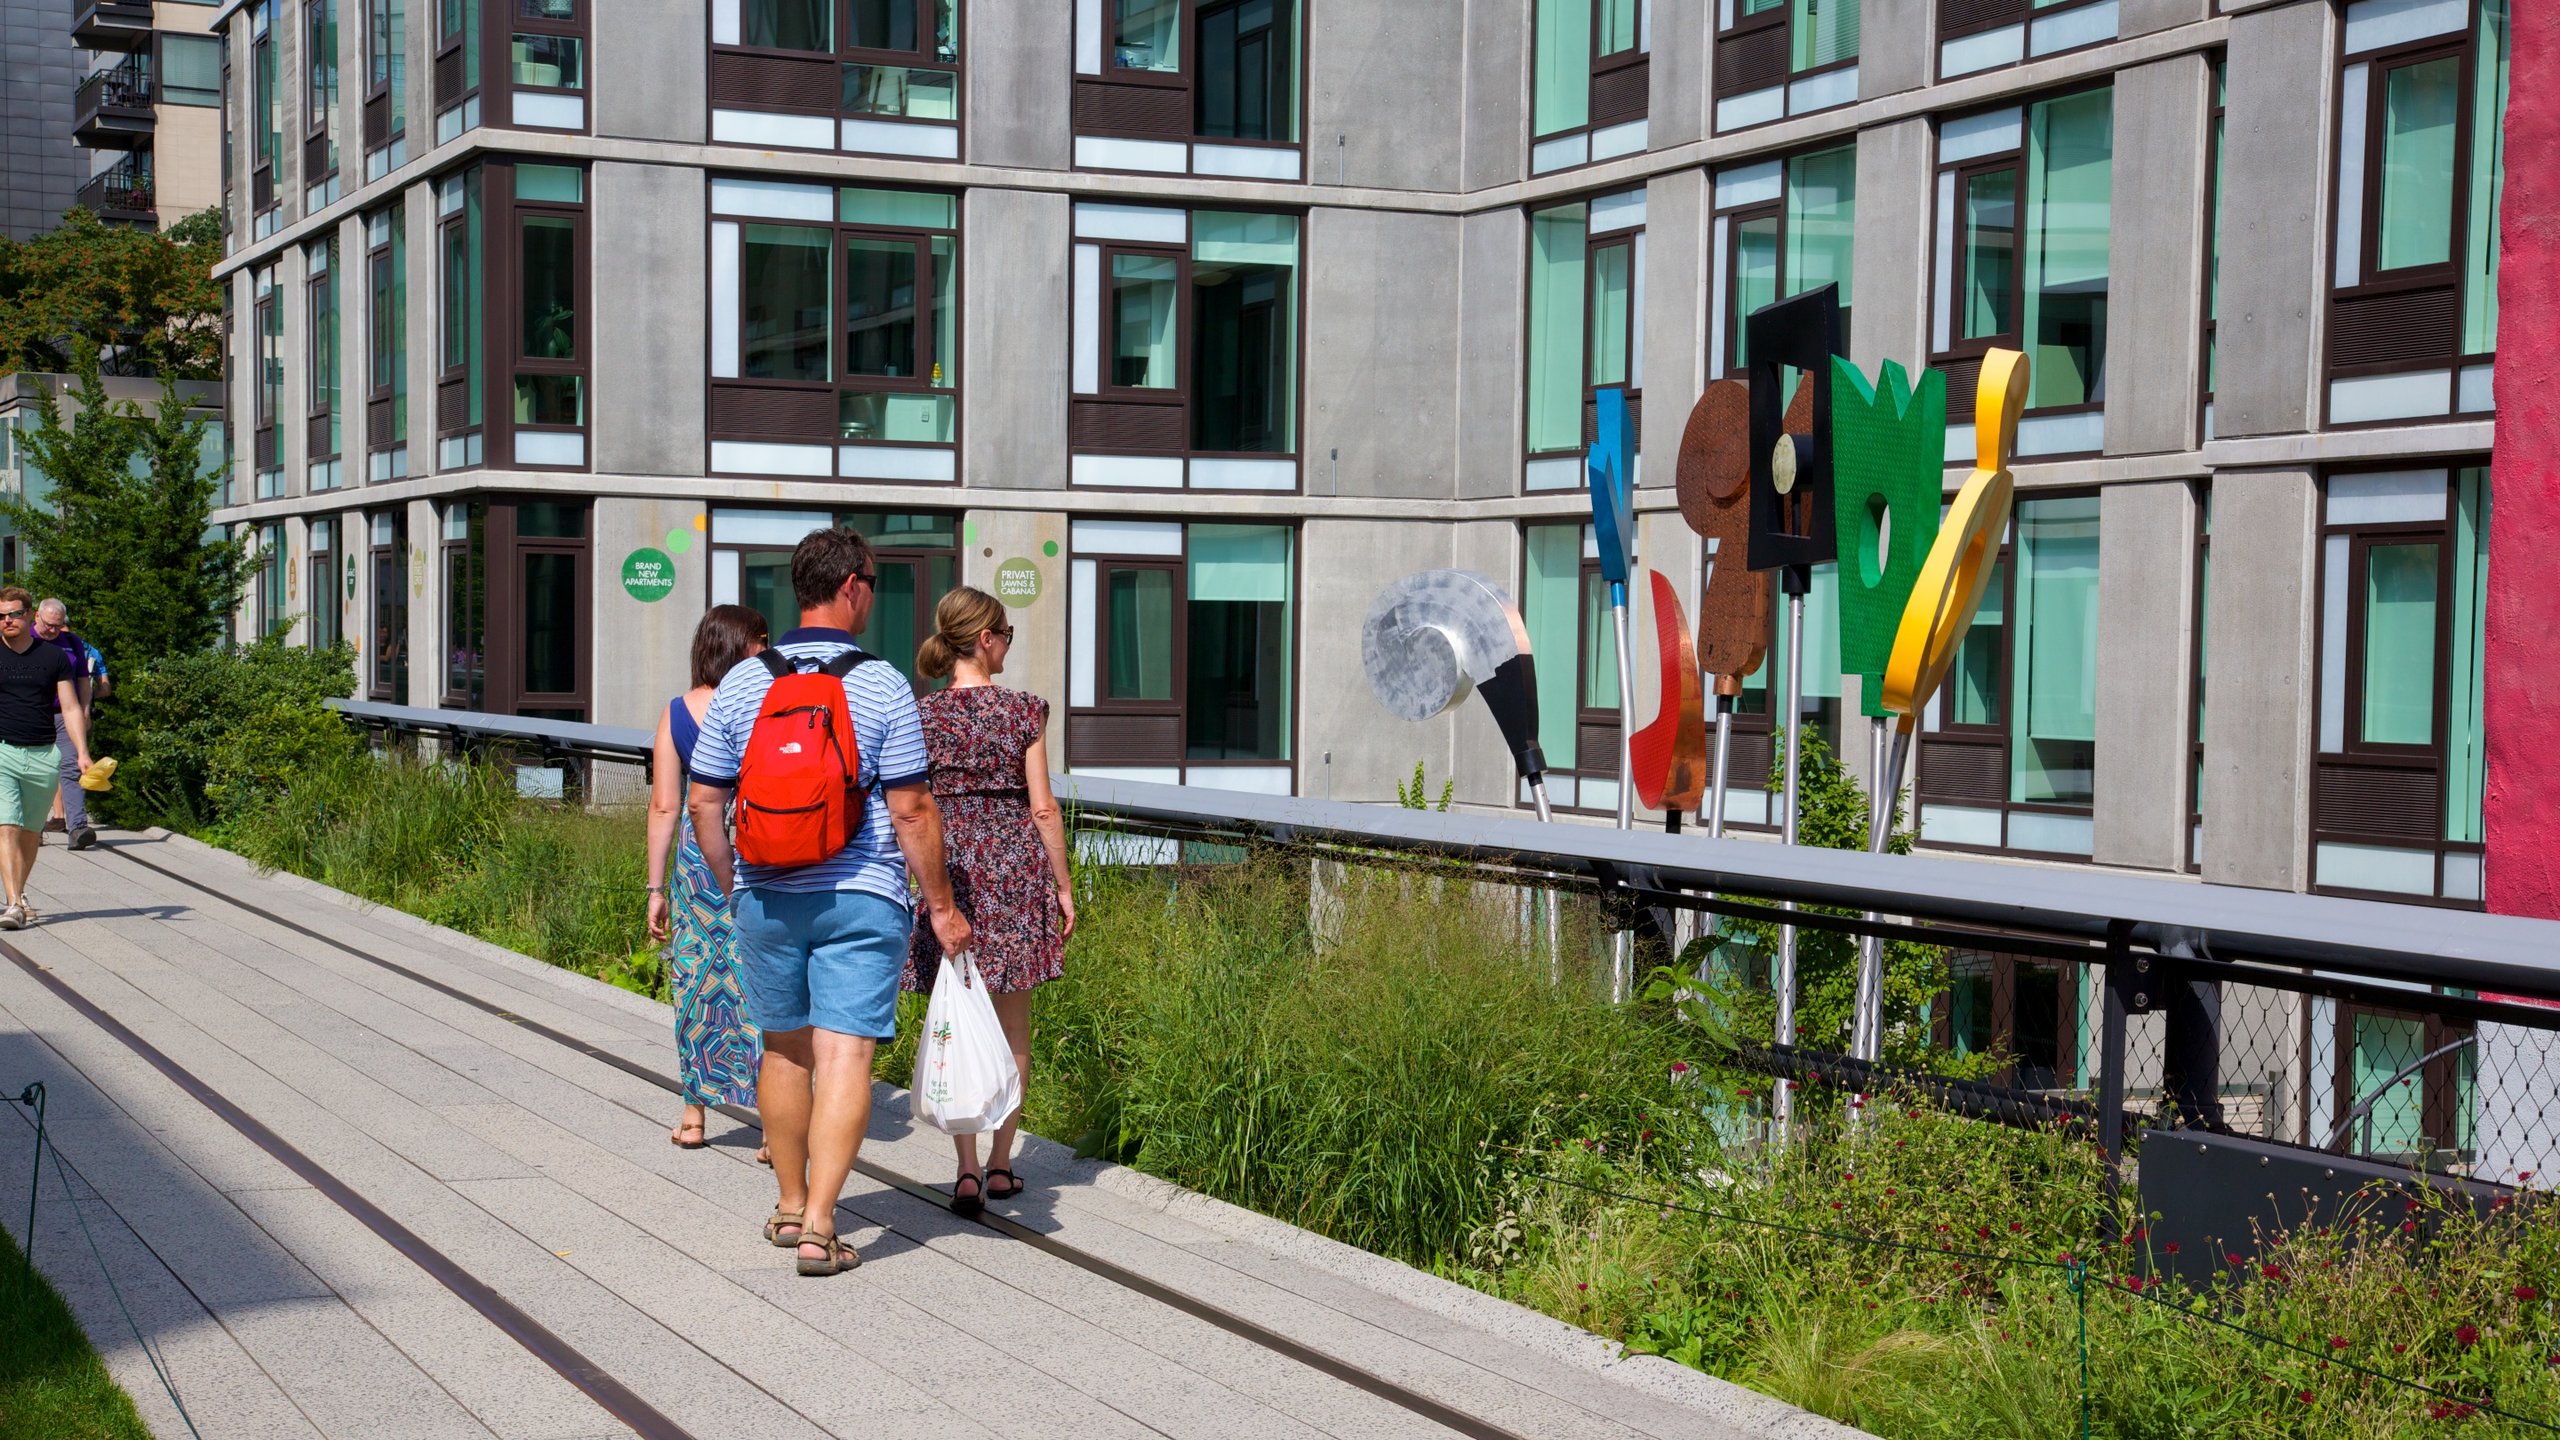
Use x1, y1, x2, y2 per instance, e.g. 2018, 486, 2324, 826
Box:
1361, 569, 1553, 819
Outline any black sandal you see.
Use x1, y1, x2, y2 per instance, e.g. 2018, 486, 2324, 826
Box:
984, 1167, 1024, 1200
950, 1171, 985, 1218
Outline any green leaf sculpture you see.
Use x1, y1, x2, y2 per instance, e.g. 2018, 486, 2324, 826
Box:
1829, 358, 1947, 719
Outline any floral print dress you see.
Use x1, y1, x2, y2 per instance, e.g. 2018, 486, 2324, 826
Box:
903, 686, 1065, 994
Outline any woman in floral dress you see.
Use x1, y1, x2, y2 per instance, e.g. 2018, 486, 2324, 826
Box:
646, 604, 769, 1156
905, 585, 1075, 1216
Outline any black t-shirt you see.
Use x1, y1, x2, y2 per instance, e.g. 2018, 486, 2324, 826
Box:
0, 638, 71, 747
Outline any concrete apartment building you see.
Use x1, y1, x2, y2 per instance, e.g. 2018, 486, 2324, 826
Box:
201, 1, 2512, 927
61, 0, 227, 228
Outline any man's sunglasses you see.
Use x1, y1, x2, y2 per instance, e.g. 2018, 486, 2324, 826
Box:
851, 572, 878, 591
0, 609, 27, 622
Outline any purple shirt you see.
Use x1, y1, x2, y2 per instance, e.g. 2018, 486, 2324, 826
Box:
43, 630, 89, 714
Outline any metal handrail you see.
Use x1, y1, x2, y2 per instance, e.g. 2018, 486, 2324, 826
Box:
326, 699, 2560, 1003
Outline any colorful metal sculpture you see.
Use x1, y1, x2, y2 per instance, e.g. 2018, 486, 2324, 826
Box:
1360, 569, 1553, 818
1832, 357, 1949, 715
1629, 569, 1708, 816
1674, 378, 1776, 838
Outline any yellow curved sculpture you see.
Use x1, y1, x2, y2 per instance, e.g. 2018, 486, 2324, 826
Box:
1880, 348, 2029, 725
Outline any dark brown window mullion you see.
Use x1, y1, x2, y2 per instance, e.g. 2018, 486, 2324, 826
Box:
305, 0, 337, 186
1589, 0, 1645, 129
842, 227, 931, 394
505, 175, 589, 470
1723, 200, 1778, 376
1096, 243, 1189, 456
252, 30, 278, 212
2328, 39, 2473, 395
2337, 526, 2449, 765
1917, 539, 2015, 851
253, 279, 280, 472
363, 0, 398, 151
1082, 556, 1187, 768
308, 251, 337, 464
2356, 44, 2471, 294
1584, 232, 1636, 449
1573, 552, 1620, 800
506, 0, 587, 128
1935, 154, 2025, 405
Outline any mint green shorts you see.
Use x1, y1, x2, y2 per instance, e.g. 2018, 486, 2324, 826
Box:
0, 741, 59, 830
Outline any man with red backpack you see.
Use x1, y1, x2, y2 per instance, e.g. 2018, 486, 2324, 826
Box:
687, 527, 971, 1277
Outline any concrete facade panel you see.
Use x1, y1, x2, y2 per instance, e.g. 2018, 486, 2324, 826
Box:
1300, 518, 1459, 807
1647, 0, 1712, 149
2093, 479, 2196, 871
1447, 520, 1525, 810
592, 162, 706, 479
595, 0, 706, 145
966, 0, 1069, 171
961, 188, 1067, 491
1850, 118, 1933, 378
1640, 170, 1707, 491
406, 498, 439, 709
2102, 56, 2209, 458
2122, 0, 2211, 39
589, 497, 700, 744
156, 109, 225, 222
1858, 0, 1929, 100
1455, 208, 1524, 503
1460, 0, 1527, 192
2200, 468, 2317, 891
1307, 1, 1462, 191
959, 508, 1068, 720
1303, 207, 1461, 501
2216, 0, 2336, 440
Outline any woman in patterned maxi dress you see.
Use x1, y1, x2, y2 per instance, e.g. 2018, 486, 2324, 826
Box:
647, 605, 770, 1153
904, 586, 1076, 1216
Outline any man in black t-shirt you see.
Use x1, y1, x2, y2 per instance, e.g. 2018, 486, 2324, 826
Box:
0, 586, 95, 929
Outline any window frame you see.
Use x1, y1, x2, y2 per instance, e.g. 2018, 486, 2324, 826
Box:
1095, 240, 1191, 411
367, 509, 409, 701
441, 496, 593, 718
708, 0, 964, 152
250, 0, 281, 219
706, 180, 965, 480
364, 0, 407, 161
1072, 0, 1304, 173
1529, 0, 1650, 166
700, 508, 959, 693
506, 0, 589, 133
366, 201, 408, 478
252, 262, 282, 476
1708, 144, 1858, 382
305, 0, 341, 198
2331, 1001, 2475, 1166
502, 163, 590, 472
307, 517, 342, 650
306, 236, 341, 478
1521, 191, 1644, 482
1516, 520, 1627, 816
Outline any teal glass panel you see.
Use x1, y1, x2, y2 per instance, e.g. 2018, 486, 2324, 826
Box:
2465, 0, 2511, 352
2361, 541, 2439, 747
1109, 255, 1178, 389
2351, 1013, 2428, 1158
2011, 497, 2097, 805
1949, 559, 2004, 727
1580, 569, 1618, 709
2446, 470, 2489, 841
2022, 88, 2111, 409
839, 187, 955, 231
1588, 241, 1631, 388
1106, 568, 1175, 700
1533, 0, 1591, 137
514, 164, 582, 202
1960, 168, 2015, 343
2379, 56, 2459, 272
1791, 0, 1859, 72
1186, 524, 1293, 760
1526, 204, 1588, 454
1597, 0, 1637, 58
1785, 144, 1856, 308
1732, 212, 1778, 369
843, 64, 956, 119
1524, 524, 1582, 764
1113, 0, 1181, 72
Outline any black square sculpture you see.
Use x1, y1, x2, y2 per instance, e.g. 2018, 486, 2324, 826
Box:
1744, 284, 1844, 579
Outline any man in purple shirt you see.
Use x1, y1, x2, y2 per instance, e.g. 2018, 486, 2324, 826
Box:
33, 599, 96, 850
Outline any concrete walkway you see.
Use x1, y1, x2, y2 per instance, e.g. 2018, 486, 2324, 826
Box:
0, 831, 1859, 1440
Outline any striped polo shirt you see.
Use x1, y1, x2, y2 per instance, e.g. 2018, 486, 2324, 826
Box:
688, 627, 930, 902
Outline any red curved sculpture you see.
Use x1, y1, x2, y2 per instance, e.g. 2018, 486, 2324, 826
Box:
1629, 568, 1708, 814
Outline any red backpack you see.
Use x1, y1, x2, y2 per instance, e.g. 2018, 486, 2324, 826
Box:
734, 648, 873, 868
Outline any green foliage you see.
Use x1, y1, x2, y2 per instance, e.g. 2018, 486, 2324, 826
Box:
0, 1228, 153, 1440
1394, 760, 1454, 812
0, 342, 246, 675
1709, 729, 1991, 1074
95, 637, 357, 828
1468, 1090, 2560, 1438
219, 750, 661, 997
0, 207, 224, 380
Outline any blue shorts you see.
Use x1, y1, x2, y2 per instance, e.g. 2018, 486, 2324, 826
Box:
732, 888, 912, 1040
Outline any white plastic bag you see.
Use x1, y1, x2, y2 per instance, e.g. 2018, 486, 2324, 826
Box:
908, 953, 1022, 1136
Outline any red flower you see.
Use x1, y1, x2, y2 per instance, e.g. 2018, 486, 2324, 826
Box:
1576, 1282, 1589, 1292
2262, 1265, 2286, 1280
1670, 1061, 1691, 1076
2010, 1222, 2024, 1234
2521, 1170, 2536, 1181
1978, 1226, 1993, 1239
2164, 1242, 2181, 1256
2516, 1286, 2540, 1302
2329, 1337, 2348, 1350
2297, 1391, 2315, 1405
2456, 1324, 2480, 1348
2404, 1221, 2419, 1234
2226, 1252, 2245, 1266
1884, 1187, 1898, 1198
1830, 1202, 1842, 1210
2124, 1276, 2146, 1293
2394, 1344, 2407, 1354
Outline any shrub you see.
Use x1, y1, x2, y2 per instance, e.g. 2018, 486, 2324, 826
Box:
96, 637, 358, 828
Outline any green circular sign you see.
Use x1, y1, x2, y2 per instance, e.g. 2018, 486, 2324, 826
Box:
622, 547, 679, 602
993, 557, 1043, 606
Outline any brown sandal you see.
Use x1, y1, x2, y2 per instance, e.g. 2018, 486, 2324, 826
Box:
796, 1231, 859, 1276
670, 1121, 707, 1149
763, 1208, 805, 1247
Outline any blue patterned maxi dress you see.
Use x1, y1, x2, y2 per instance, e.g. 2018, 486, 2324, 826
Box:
668, 697, 760, 1106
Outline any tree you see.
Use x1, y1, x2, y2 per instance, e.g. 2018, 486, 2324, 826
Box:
0, 342, 247, 674
0, 208, 224, 380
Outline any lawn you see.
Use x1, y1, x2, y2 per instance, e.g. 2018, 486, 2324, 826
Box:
0, 1227, 152, 1440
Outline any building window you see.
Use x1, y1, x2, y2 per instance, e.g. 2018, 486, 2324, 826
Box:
251, 0, 282, 230
1530, 0, 1651, 172
2330, 1003, 2474, 1166
710, 0, 961, 160
1072, 0, 1300, 179
254, 522, 288, 638
306, 0, 342, 209
436, 167, 484, 469
1066, 519, 1294, 789
1943, 946, 2083, 1091
1710, 144, 1856, 379
365, 0, 409, 178
221, 36, 235, 232
1721, 561, 1844, 828
2186, 483, 2208, 873
367, 203, 409, 479
160, 35, 222, 106
708, 179, 960, 482
1520, 522, 1625, 813
2310, 465, 2489, 905
1916, 494, 2101, 858
307, 237, 342, 490
2325, 0, 2508, 425
369, 509, 409, 700
1714, 0, 1859, 134
307, 518, 343, 649
253, 262, 285, 495
1932, 88, 2113, 461
508, 163, 588, 469
440, 497, 591, 718
1939, 0, 2115, 82
705, 508, 956, 690
2201, 56, 2223, 444
508, 0, 586, 130
1068, 204, 1298, 491
433, 0, 483, 143
1524, 189, 1645, 492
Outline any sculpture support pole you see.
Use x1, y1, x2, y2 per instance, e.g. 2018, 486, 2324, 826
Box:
1527, 775, 1560, 985
1849, 719, 1913, 1068
1609, 581, 1637, 1002
1708, 699, 1735, 839
1774, 584, 1806, 1132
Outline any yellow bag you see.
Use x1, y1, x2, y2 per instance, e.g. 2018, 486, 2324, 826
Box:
77, 756, 114, 792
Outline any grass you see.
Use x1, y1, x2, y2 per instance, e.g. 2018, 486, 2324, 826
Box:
0, 1229, 152, 1440
210, 754, 2560, 1437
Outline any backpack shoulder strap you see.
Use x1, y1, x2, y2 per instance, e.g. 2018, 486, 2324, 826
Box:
756, 649, 795, 681
816, 647, 873, 679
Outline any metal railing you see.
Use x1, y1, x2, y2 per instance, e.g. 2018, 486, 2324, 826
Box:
327, 700, 2560, 1182
74, 52, 153, 119
74, 155, 154, 219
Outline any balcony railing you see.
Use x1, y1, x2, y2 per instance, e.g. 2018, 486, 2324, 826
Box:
73, 52, 154, 148
70, 0, 154, 51
75, 156, 155, 223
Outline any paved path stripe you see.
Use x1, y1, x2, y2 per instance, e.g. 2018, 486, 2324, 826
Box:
0, 931, 691, 1440
108, 836, 1537, 1440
